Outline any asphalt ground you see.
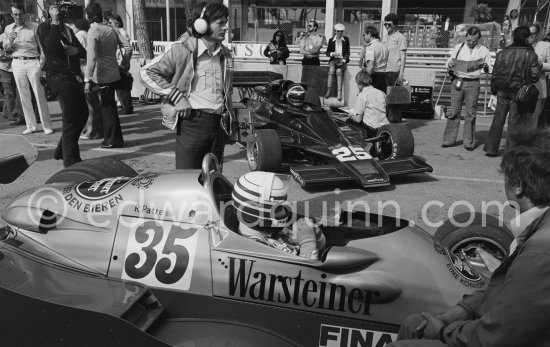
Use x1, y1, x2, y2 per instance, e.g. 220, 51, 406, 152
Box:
0, 100, 517, 234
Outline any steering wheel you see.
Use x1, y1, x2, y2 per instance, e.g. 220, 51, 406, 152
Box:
201, 153, 220, 188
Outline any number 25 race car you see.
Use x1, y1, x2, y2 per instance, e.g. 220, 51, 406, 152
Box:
0, 135, 512, 347
232, 79, 433, 189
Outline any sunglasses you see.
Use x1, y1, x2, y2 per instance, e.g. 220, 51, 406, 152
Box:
335, 30, 343, 33
384, 22, 394, 27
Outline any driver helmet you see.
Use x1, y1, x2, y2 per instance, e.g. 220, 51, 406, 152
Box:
232, 172, 290, 228
286, 84, 306, 107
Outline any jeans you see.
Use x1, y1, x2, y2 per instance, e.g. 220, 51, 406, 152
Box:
0, 69, 22, 120
116, 88, 133, 114
176, 110, 226, 170
386, 71, 402, 123
98, 82, 124, 147
442, 79, 480, 148
483, 91, 538, 155
47, 72, 88, 167
11, 58, 52, 131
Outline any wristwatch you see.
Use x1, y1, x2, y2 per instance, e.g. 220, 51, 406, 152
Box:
84, 78, 90, 83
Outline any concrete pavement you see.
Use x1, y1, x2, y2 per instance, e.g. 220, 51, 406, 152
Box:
0, 99, 516, 234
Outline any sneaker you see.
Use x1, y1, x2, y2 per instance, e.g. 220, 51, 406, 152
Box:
22, 128, 37, 135
44, 129, 54, 135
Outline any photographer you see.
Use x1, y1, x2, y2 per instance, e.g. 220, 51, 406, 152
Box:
38, 4, 87, 167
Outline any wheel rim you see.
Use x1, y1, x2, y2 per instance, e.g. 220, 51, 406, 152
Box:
247, 142, 259, 171
375, 131, 394, 160
450, 236, 508, 276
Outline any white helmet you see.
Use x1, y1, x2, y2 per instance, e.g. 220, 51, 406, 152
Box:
232, 172, 290, 228
286, 84, 306, 107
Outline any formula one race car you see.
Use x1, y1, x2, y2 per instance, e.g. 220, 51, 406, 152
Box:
0, 136, 513, 347
233, 79, 432, 189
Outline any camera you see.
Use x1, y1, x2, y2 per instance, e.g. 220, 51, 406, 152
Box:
50, 1, 81, 21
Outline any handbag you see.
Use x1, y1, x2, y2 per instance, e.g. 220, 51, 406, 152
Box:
447, 43, 464, 79
116, 66, 134, 91
515, 50, 539, 112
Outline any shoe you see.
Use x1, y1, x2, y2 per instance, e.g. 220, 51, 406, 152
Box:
22, 128, 37, 135
80, 135, 89, 140
44, 129, 54, 135
101, 143, 123, 149
10, 117, 25, 126
120, 108, 134, 115
485, 152, 499, 157
441, 143, 455, 148
465, 147, 475, 151
53, 151, 62, 160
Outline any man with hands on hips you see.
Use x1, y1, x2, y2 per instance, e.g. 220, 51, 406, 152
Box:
140, 1, 234, 170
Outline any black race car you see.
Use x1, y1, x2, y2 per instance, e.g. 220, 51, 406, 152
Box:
233, 79, 433, 189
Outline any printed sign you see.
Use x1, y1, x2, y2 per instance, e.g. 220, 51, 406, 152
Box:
121, 219, 199, 290
319, 324, 396, 347
75, 177, 133, 200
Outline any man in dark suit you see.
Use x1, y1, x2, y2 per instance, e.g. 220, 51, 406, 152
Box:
325, 23, 350, 101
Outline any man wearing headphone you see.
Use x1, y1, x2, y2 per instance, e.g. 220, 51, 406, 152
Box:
140, 2, 234, 170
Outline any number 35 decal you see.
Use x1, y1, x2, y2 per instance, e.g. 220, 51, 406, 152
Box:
122, 220, 199, 290
332, 146, 372, 161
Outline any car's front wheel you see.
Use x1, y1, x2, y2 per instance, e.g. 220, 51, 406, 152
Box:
247, 129, 282, 172
375, 124, 414, 160
435, 212, 514, 278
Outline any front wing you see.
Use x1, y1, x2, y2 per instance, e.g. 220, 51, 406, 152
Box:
289, 156, 432, 188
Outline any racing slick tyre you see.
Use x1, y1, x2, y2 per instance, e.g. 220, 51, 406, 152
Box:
45, 158, 138, 184
434, 212, 514, 276
375, 124, 414, 160
247, 129, 283, 172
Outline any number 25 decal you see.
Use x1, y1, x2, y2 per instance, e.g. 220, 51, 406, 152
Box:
332, 146, 372, 161
123, 220, 198, 288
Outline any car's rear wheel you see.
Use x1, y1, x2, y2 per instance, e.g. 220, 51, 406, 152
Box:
46, 158, 138, 184
435, 212, 514, 278
375, 124, 414, 160
247, 129, 282, 172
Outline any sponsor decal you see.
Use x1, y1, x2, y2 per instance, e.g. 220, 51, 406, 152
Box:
131, 173, 159, 190
445, 248, 487, 288
75, 177, 133, 200
133, 204, 175, 218
63, 192, 123, 212
319, 324, 395, 347
121, 219, 199, 290
225, 257, 379, 315
290, 168, 306, 186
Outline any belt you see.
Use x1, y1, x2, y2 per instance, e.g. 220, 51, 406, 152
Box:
461, 78, 480, 82
192, 109, 222, 117
13, 56, 39, 60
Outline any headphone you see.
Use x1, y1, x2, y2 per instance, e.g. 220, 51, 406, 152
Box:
194, 5, 208, 35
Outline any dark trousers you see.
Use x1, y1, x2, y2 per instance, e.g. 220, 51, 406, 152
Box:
442, 79, 480, 148
86, 89, 103, 137
372, 71, 387, 93
47, 73, 88, 167
176, 110, 226, 170
302, 56, 320, 66
483, 91, 538, 155
116, 88, 133, 114
539, 79, 550, 128
98, 82, 124, 147
386, 71, 402, 123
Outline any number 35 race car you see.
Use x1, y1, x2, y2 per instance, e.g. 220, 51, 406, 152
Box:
233, 79, 433, 189
0, 135, 512, 347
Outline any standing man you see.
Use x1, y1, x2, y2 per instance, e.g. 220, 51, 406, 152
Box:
38, 5, 87, 167
359, 25, 388, 93
527, 23, 550, 129
2, 1, 53, 135
300, 20, 326, 66
324, 23, 349, 101
109, 14, 133, 115
0, 27, 23, 123
442, 26, 491, 150
140, 1, 234, 170
484, 26, 540, 157
382, 13, 407, 123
